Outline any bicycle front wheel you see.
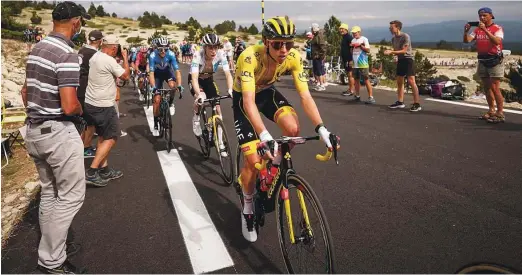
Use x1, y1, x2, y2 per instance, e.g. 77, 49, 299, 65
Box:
197, 108, 211, 159
164, 106, 172, 153
276, 174, 336, 274
214, 117, 234, 185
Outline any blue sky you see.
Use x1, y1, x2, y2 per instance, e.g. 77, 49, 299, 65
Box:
86, 1, 522, 32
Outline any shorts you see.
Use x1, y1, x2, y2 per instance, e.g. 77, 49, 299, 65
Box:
477, 61, 504, 78
188, 74, 220, 103
341, 58, 353, 72
84, 103, 119, 140
78, 97, 94, 126
396, 58, 415, 77
312, 59, 326, 76
153, 69, 177, 89
233, 86, 295, 156
353, 68, 369, 79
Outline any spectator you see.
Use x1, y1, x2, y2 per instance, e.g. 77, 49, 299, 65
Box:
385, 20, 422, 112
339, 23, 355, 96
20, 1, 91, 273
311, 23, 327, 91
234, 37, 246, 61
350, 26, 374, 103
464, 7, 505, 123
83, 37, 130, 186
78, 30, 104, 158
304, 32, 314, 82
223, 37, 234, 71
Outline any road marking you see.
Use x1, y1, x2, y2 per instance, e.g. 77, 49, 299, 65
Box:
425, 98, 522, 115
144, 107, 234, 274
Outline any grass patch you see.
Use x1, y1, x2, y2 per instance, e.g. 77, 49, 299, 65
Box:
106, 32, 114, 35
126, 36, 145, 44
379, 78, 397, 89
120, 35, 128, 38
122, 25, 129, 29
140, 31, 146, 34
85, 21, 105, 29
122, 30, 129, 34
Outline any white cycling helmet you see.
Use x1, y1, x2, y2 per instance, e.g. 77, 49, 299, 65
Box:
202, 33, 220, 46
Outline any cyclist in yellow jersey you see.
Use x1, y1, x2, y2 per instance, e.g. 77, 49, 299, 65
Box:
233, 15, 337, 242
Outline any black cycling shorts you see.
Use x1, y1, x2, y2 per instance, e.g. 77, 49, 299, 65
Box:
233, 86, 295, 156
188, 74, 220, 103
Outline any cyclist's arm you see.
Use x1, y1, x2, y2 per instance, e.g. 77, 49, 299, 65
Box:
220, 51, 233, 91
190, 56, 201, 94
170, 53, 182, 86
148, 54, 156, 87
240, 55, 266, 134
291, 54, 324, 128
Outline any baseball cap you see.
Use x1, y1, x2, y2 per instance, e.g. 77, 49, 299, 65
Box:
478, 7, 495, 19
103, 37, 120, 45
88, 30, 103, 41
52, 1, 91, 21
339, 23, 349, 31
351, 26, 362, 33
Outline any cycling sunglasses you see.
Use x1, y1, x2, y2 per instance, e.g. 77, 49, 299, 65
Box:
158, 47, 168, 52
270, 41, 294, 50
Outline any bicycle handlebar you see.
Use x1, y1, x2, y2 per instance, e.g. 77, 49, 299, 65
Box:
202, 94, 231, 103
155, 87, 183, 99
253, 134, 340, 171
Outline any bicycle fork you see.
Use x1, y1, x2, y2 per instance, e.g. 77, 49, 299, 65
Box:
282, 186, 313, 244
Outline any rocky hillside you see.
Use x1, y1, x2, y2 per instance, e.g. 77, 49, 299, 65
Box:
2, 39, 28, 107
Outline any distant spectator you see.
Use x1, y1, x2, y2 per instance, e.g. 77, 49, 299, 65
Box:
463, 7, 505, 123
78, 30, 104, 158
339, 23, 355, 96
385, 20, 422, 112
223, 37, 234, 71
311, 23, 327, 91
83, 37, 130, 186
234, 37, 246, 61
20, 1, 91, 273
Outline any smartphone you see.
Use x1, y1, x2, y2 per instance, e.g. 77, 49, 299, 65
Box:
116, 44, 122, 58
468, 21, 480, 27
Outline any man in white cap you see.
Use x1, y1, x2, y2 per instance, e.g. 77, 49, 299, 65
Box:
310, 23, 327, 91
83, 36, 130, 187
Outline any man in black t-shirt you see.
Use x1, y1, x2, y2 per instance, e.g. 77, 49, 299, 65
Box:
78, 30, 103, 157
339, 23, 355, 96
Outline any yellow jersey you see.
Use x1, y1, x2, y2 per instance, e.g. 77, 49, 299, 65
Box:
233, 45, 309, 93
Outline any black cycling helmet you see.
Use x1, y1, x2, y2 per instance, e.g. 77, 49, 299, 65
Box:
262, 15, 296, 39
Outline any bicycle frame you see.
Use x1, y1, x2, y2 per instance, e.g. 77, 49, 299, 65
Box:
199, 95, 231, 144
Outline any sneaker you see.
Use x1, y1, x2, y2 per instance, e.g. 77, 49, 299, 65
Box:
193, 116, 202, 137
99, 167, 123, 181
409, 103, 422, 112
37, 260, 87, 274
83, 147, 95, 158
86, 170, 108, 187
389, 101, 405, 109
342, 91, 354, 96
365, 97, 376, 104
120, 130, 127, 137
170, 106, 175, 115
219, 144, 228, 157
241, 213, 257, 242
139, 93, 144, 101
353, 95, 361, 102
153, 125, 159, 137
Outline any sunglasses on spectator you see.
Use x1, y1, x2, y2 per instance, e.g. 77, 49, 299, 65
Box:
270, 41, 294, 50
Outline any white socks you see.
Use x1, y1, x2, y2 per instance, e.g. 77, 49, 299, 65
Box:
242, 192, 254, 214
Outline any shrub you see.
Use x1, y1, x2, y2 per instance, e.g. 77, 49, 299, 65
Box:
126, 36, 145, 44
30, 11, 42, 24
1, 29, 24, 41
120, 35, 128, 38
457, 76, 471, 82
438, 75, 450, 81
122, 25, 128, 29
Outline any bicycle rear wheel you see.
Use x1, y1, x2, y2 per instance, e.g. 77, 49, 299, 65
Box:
196, 108, 211, 159
214, 117, 234, 185
276, 174, 336, 274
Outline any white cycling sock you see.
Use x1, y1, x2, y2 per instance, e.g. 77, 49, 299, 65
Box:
242, 192, 254, 214
217, 115, 224, 146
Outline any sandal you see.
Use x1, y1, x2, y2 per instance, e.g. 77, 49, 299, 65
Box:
479, 111, 495, 120
487, 113, 505, 124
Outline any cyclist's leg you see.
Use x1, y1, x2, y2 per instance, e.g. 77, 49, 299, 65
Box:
152, 73, 164, 133
191, 76, 208, 136
262, 86, 300, 165
233, 91, 261, 242
203, 78, 225, 148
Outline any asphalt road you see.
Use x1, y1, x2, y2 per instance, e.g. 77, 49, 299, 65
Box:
2, 63, 522, 274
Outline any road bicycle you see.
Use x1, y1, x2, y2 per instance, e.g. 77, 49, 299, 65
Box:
195, 94, 234, 185
233, 134, 340, 273
155, 87, 182, 153
137, 72, 151, 108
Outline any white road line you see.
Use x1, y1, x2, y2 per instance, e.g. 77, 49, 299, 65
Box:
144, 107, 234, 274
425, 98, 522, 115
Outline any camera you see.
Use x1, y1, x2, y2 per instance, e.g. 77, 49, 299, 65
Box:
468, 21, 480, 27
116, 44, 123, 58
